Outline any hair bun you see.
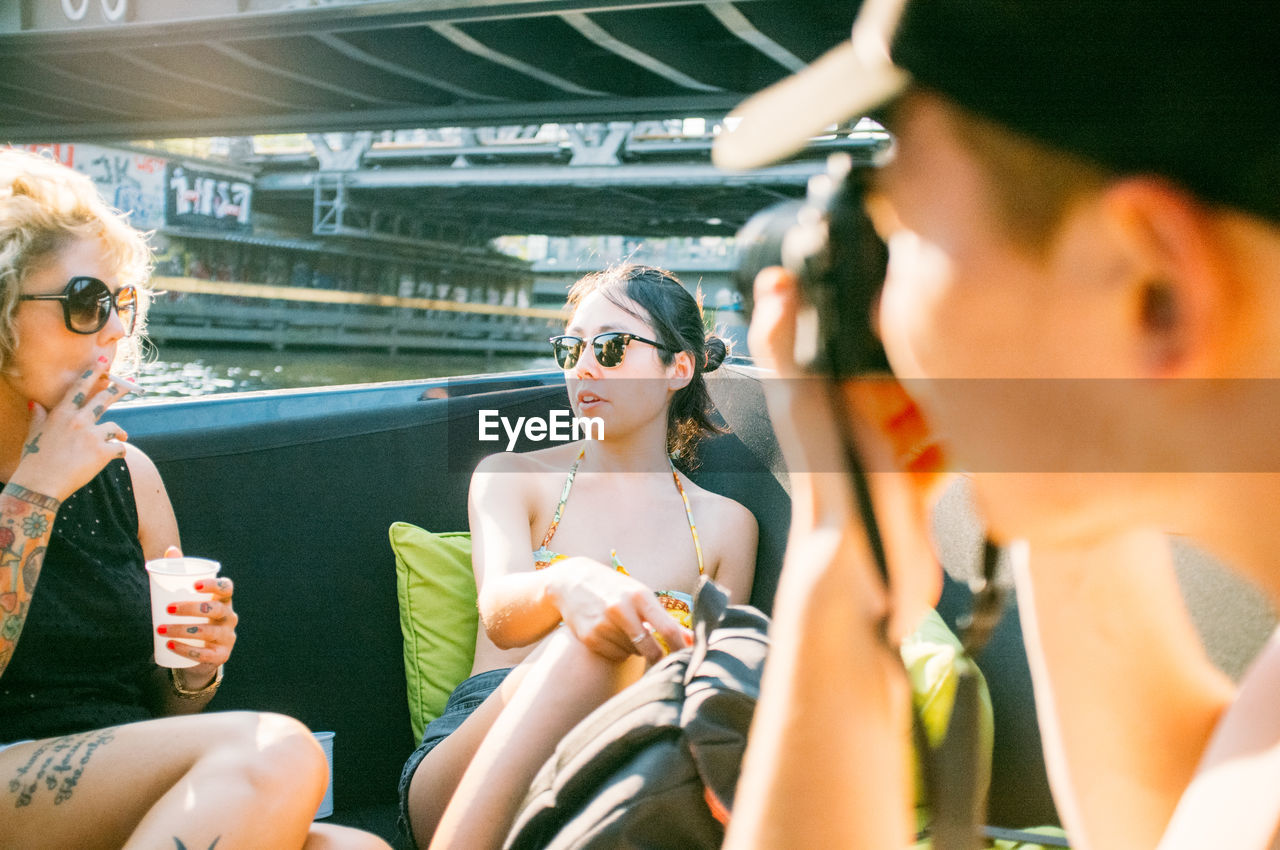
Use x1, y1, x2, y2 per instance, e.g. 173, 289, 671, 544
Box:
703, 336, 728, 372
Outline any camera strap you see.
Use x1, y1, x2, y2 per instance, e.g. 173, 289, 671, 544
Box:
914, 540, 1007, 850
829, 381, 1008, 849
914, 661, 987, 849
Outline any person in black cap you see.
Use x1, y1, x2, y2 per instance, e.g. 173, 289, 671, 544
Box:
714, 0, 1280, 846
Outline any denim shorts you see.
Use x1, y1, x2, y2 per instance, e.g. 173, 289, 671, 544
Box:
397, 667, 513, 849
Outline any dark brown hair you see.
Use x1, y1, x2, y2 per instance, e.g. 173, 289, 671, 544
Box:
567, 264, 727, 462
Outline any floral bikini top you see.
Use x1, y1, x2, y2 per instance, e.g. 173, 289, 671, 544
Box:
532, 449, 704, 629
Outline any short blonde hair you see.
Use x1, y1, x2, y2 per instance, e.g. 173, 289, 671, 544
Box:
0, 148, 152, 372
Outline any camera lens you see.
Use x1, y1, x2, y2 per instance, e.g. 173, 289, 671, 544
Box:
732, 155, 889, 376
731, 200, 804, 315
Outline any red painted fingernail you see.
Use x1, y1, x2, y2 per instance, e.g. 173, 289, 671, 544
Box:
26, 400, 34, 411
98, 356, 108, 364
166, 604, 177, 614
156, 625, 167, 635
166, 640, 177, 650
194, 582, 204, 591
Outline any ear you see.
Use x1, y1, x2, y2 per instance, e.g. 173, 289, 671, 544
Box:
667, 350, 695, 391
1100, 178, 1234, 377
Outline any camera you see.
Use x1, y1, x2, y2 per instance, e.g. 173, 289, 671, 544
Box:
734, 153, 890, 376
735, 153, 894, 587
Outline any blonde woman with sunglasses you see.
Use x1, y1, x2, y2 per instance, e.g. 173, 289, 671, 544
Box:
400, 264, 758, 850
0, 150, 388, 850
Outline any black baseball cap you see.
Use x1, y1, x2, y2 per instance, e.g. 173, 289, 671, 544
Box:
713, 0, 1280, 223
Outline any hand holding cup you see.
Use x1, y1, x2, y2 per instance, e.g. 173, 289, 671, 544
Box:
147, 546, 238, 671
749, 266, 945, 643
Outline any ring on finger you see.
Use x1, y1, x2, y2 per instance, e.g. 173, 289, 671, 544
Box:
630, 622, 657, 646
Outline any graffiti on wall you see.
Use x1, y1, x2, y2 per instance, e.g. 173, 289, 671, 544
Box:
165, 165, 252, 231
16, 143, 168, 229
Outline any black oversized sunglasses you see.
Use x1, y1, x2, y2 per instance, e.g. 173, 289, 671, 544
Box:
549, 332, 674, 369
19, 276, 138, 336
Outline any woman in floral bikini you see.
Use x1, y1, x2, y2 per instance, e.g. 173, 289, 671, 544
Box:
399, 264, 758, 850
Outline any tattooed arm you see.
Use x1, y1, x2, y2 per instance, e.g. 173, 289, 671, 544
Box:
0, 357, 132, 679
0, 484, 61, 678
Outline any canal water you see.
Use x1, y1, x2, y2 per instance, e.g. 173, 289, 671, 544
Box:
134, 344, 557, 397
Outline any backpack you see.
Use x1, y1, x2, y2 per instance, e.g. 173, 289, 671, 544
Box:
504, 577, 766, 850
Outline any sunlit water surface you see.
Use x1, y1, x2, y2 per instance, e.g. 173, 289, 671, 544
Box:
131, 345, 555, 398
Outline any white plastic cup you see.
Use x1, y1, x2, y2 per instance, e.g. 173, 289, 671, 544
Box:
313, 731, 335, 819
144, 557, 220, 668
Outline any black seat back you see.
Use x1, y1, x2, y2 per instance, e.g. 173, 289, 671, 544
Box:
116, 366, 1057, 828
114, 368, 791, 815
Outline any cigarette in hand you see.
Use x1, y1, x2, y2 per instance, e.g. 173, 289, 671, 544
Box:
108, 373, 145, 395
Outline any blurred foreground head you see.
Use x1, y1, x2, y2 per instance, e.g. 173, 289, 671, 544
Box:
718, 1, 1280, 553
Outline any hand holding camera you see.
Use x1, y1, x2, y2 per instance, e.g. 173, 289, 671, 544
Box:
748, 264, 945, 644
735, 153, 889, 377
739, 153, 946, 642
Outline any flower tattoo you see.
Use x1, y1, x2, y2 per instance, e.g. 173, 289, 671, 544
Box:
2, 610, 22, 640
21, 513, 50, 539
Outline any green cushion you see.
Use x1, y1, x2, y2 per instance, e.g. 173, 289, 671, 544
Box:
904, 608, 997, 841
389, 521, 999, 823
904, 607, 995, 805
389, 522, 479, 742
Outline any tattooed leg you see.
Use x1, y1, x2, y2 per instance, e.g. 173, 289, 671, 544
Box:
173, 838, 221, 850
5, 729, 117, 809
0, 713, 330, 850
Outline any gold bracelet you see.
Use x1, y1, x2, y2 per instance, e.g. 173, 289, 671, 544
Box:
169, 664, 223, 699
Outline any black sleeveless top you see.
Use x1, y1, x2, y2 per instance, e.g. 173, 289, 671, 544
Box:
0, 459, 152, 742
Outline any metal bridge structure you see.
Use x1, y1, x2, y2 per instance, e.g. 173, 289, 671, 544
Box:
1, 0, 881, 239
2, 0, 853, 143
252, 120, 885, 244
1, 0, 880, 353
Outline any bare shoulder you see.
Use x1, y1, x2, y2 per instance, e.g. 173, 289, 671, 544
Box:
678, 475, 758, 539
1159, 626, 1280, 847
121, 442, 164, 490
470, 442, 585, 514
678, 476, 757, 599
